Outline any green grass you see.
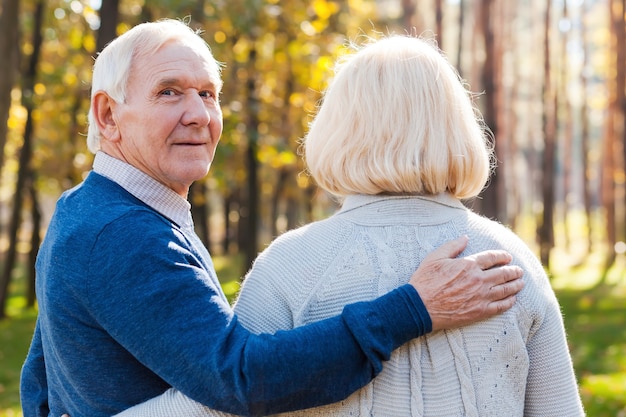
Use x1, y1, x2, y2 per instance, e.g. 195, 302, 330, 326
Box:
1, 254, 626, 416
0, 298, 37, 417
556, 285, 626, 416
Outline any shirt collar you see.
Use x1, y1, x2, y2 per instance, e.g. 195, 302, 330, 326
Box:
92, 151, 193, 229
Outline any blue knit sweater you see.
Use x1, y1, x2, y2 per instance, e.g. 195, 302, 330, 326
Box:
20, 171, 431, 417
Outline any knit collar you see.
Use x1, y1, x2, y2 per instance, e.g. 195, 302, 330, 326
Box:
335, 193, 467, 226
92, 151, 193, 230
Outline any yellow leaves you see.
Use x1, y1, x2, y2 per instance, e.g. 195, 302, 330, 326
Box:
315, 55, 334, 72
63, 72, 78, 87
347, 0, 376, 15
34, 83, 46, 96
312, 0, 339, 20
300, 20, 317, 37
214, 31, 227, 45
310, 19, 329, 34
67, 28, 96, 53
289, 92, 305, 107
233, 38, 252, 63
117, 22, 131, 35
258, 145, 297, 169
31, 109, 42, 122
22, 42, 33, 56
297, 0, 340, 35
7, 116, 21, 131
40, 61, 55, 76
82, 33, 96, 54
302, 54, 334, 96
273, 50, 288, 65
7, 102, 26, 131
296, 172, 311, 189
68, 27, 83, 50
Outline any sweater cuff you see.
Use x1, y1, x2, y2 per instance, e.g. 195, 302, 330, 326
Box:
341, 284, 432, 375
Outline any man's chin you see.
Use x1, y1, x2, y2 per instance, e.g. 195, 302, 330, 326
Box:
186, 163, 211, 183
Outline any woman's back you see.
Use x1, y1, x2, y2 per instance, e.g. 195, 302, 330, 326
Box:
234, 194, 582, 416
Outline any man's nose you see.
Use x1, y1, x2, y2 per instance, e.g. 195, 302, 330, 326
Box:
181, 93, 211, 126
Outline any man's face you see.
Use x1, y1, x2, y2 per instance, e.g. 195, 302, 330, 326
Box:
108, 40, 223, 197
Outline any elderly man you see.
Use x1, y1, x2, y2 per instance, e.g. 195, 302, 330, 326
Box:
20, 19, 523, 417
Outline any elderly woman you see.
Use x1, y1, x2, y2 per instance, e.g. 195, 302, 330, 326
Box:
117, 34, 584, 416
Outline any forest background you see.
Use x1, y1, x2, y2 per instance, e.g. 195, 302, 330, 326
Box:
0, 0, 625, 415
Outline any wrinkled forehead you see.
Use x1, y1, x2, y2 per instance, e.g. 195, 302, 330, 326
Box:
133, 36, 223, 90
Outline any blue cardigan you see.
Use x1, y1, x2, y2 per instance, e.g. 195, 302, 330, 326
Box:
20, 172, 431, 417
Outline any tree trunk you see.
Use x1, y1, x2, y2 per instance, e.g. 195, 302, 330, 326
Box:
507, 2, 522, 230
190, 181, 210, 248
222, 191, 234, 255
495, 0, 512, 224
0, 0, 44, 319
558, 0, 573, 251
599, 0, 624, 272
600, 111, 616, 271
286, 192, 299, 232
0, 0, 20, 185
26, 177, 42, 308
538, 0, 556, 269
477, 0, 504, 221
400, 0, 418, 32
96, 0, 120, 53
456, 0, 465, 73
271, 169, 289, 237
242, 47, 260, 271
579, 1, 593, 254
435, 0, 443, 47
617, 0, 626, 243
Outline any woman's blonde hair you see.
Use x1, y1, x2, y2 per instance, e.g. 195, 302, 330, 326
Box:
304, 35, 494, 199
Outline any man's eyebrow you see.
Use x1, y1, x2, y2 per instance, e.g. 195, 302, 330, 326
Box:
155, 77, 220, 91
155, 78, 179, 89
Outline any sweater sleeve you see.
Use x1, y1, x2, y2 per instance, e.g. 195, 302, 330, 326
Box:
522, 287, 585, 416
92, 212, 430, 416
19, 319, 50, 417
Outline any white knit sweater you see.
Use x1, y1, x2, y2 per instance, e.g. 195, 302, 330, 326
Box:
116, 194, 585, 417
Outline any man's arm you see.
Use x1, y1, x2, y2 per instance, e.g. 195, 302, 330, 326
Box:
20, 319, 50, 417
108, 235, 522, 417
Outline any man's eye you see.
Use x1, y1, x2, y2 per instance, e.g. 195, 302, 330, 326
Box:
199, 91, 215, 99
160, 89, 175, 96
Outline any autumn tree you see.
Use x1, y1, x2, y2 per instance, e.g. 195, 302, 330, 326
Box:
0, 0, 44, 319
0, 0, 20, 183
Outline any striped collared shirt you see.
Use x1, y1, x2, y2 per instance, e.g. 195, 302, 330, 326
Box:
92, 151, 194, 231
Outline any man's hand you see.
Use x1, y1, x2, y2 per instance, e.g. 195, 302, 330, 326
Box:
409, 236, 524, 331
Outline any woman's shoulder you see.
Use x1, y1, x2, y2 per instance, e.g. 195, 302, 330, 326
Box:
464, 212, 558, 313
260, 215, 356, 261
241, 216, 357, 301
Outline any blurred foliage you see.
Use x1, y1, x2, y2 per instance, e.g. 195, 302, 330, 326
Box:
1, 0, 617, 248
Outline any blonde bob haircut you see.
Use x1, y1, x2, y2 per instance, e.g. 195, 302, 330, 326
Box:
304, 35, 494, 200
86, 18, 222, 154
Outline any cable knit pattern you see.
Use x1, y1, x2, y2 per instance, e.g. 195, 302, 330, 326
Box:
118, 193, 585, 417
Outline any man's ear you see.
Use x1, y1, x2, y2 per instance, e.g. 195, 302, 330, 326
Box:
92, 91, 121, 142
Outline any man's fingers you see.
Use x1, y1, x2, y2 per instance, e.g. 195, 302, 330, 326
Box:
468, 249, 514, 270
423, 235, 469, 262
482, 264, 524, 286
487, 294, 518, 315
487, 269, 525, 300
